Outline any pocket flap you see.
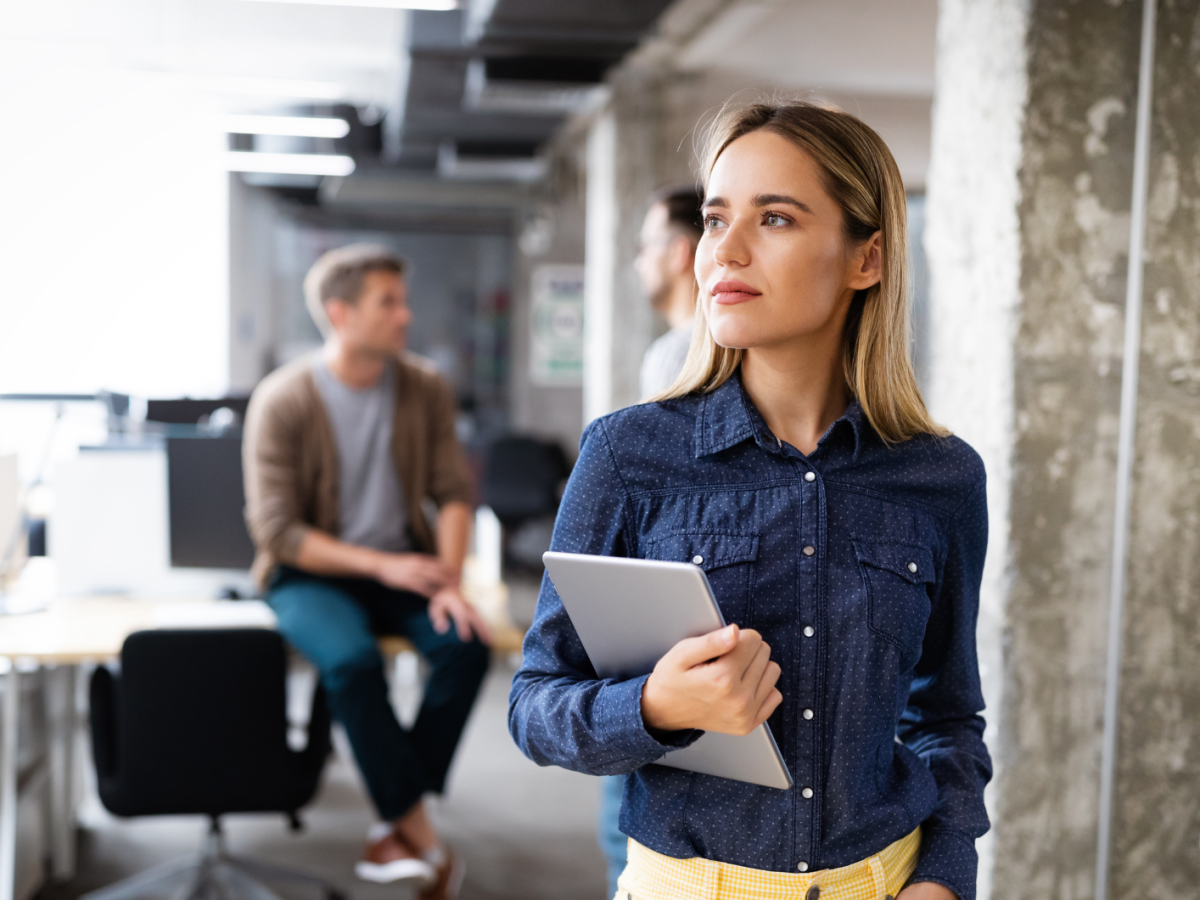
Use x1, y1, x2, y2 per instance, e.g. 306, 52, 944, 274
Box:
644, 533, 760, 571
853, 541, 936, 585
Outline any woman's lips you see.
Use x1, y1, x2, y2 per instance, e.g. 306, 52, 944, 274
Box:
710, 280, 762, 304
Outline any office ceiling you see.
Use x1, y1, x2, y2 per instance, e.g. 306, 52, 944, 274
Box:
390, 1, 675, 172
673, 0, 937, 97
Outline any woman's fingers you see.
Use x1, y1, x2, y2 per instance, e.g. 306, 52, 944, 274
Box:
670, 624, 740, 670
752, 661, 782, 706
752, 687, 784, 727
740, 640, 772, 690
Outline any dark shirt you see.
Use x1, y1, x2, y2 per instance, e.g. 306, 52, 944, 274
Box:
508, 373, 992, 900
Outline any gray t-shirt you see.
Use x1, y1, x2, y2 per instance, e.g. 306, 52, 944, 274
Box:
639, 323, 694, 399
312, 360, 410, 553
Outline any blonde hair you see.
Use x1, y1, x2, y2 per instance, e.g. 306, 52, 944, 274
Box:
656, 100, 946, 444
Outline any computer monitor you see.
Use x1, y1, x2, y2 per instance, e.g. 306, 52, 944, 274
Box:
165, 435, 255, 570
148, 397, 250, 425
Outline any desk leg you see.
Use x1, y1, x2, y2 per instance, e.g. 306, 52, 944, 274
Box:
0, 663, 19, 900
45, 664, 79, 882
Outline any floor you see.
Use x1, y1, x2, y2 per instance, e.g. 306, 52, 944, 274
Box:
40, 579, 609, 900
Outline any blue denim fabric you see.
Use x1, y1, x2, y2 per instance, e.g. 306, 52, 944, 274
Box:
508, 373, 992, 900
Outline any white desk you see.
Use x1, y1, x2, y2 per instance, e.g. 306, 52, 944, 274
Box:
0, 583, 522, 900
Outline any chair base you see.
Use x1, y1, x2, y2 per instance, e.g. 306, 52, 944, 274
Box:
82, 822, 346, 900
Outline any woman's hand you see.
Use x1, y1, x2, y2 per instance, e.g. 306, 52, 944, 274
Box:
641, 624, 782, 735
897, 882, 958, 900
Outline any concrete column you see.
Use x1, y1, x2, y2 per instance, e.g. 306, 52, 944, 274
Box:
928, 0, 1200, 897
583, 76, 668, 422
584, 108, 618, 423
1113, 0, 1200, 894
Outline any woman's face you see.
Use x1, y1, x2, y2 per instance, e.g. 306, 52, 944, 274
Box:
695, 130, 879, 354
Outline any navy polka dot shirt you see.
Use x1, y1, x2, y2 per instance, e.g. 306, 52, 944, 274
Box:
508, 372, 992, 900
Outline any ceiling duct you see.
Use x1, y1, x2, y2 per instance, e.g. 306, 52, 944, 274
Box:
437, 139, 548, 182
463, 58, 608, 114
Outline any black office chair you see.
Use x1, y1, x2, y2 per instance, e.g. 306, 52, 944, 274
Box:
84, 629, 341, 900
480, 435, 571, 572
481, 436, 570, 527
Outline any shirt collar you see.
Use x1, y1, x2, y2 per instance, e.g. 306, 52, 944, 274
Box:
693, 370, 868, 461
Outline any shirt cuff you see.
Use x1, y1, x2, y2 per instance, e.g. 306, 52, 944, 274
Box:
595, 674, 703, 762
908, 827, 977, 900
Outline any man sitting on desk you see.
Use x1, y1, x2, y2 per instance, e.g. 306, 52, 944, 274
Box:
243, 244, 489, 900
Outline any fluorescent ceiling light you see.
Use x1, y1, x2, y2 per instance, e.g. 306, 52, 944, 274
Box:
223, 151, 356, 176
237, 0, 457, 9
218, 114, 351, 138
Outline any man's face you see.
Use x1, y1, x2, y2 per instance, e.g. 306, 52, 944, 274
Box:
634, 202, 679, 309
327, 270, 412, 355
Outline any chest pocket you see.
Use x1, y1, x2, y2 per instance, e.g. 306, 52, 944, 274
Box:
854, 541, 936, 670
643, 533, 760, 626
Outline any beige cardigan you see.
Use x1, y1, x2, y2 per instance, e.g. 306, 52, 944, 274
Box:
242, 351, 473, 586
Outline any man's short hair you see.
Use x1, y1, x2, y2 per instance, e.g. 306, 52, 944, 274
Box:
653, 184, 705, 241
303, 244, 406, 336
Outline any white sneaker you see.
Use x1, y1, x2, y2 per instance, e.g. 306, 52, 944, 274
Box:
354, 831, 436, 885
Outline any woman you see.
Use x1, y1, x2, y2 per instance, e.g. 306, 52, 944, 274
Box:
508, 100, 991, 900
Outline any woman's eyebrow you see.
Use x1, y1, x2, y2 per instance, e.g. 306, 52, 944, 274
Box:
701, 194, 815, 214
753, 193, 813, 214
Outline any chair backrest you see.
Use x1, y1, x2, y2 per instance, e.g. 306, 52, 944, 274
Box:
481, 436, 570, 526
91, 628, 328, 818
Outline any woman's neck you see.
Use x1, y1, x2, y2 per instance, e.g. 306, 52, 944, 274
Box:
740, 337, 850, 456
325, 338, 388, 390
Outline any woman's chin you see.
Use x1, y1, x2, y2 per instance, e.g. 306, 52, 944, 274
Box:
709, 324, 768, 351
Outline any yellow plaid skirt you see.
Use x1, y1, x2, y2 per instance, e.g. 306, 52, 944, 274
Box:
615, 827, 920, 900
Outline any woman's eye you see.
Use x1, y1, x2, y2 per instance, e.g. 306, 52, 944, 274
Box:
763, 212, 789, 227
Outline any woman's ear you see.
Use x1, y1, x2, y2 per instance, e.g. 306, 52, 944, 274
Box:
847, 231, 883, 291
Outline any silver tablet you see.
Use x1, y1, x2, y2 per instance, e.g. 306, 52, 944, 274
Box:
542, 551, 793, 791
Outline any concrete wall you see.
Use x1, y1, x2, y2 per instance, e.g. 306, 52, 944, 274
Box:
1114, 0, 1200, 894
583, 74, 673, 419
928, 0, 1200, 896
509, 147, 589, 454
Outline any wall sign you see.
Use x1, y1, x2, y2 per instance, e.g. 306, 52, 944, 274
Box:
529, 264, 585, 386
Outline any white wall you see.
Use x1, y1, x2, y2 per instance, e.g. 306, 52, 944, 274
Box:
0, 0, 408, 399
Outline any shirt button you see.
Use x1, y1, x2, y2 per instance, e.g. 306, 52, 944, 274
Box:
797, 861, 809, 872
692, 555, 704, 565
804, 471, 816, 482
802, 545, 815, 556
802, 787, 814, 799
803, 708, 814, 720
907, 561, 918, 573
803, 625, 815, 638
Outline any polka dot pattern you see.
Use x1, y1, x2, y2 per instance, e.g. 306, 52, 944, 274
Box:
508, 373, 992, 900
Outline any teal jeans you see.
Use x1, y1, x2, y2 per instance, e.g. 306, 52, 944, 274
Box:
267, 566, 489, 820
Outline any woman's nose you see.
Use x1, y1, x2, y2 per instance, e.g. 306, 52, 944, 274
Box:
712, 221, 750, 267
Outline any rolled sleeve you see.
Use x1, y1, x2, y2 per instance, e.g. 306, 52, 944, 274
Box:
908, 827, 978, 900
899, 477, 993, 900
425, 372, 473, 508
243, 382, 311, 566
